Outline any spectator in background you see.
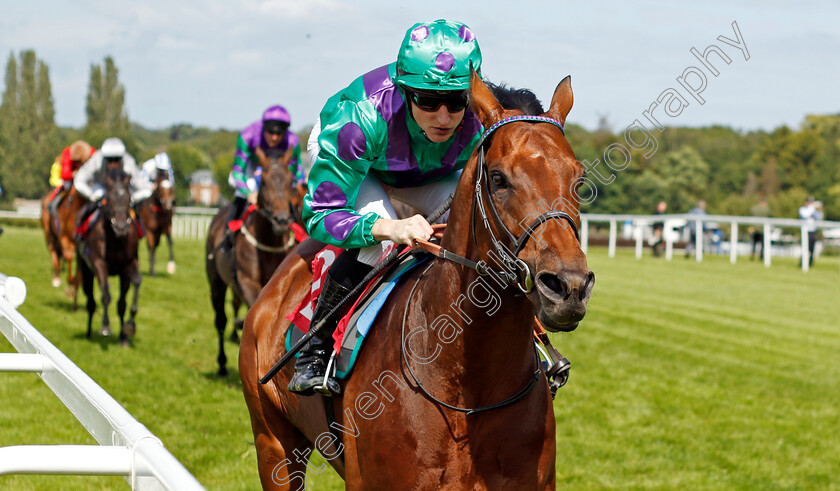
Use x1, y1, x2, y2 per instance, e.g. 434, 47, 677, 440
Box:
749, 198, 771, 260
684, 200, 707, 258
798, 196, 823, 268
651, 201, 667, 257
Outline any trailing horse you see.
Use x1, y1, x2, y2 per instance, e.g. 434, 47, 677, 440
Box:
205, 147, 306, 376
239, 72, 595, 489
41, 186, 88, 305
138, 170, 176, 276
77, 166, 143, 346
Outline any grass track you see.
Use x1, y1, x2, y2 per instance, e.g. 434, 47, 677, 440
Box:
1, 225, 838, 489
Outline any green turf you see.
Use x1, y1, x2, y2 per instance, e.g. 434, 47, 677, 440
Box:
1, 225, 838, 490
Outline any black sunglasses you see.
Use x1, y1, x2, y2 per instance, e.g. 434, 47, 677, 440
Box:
264, 122, 289, 136
103, 156, 123, 165
405, 88, 469, 113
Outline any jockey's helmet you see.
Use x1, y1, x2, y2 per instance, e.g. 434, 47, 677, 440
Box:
100, 138, 127, 159
153, 152, 172, 170
393, 19, 482, 93
69, 141, 93, 162
262, 105, 291, 135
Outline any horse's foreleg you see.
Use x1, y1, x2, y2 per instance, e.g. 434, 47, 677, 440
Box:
165, 232, 176, 275
122, 267, 141, 344
240, 344, 312, 490
210, 275, 229, 376
117, 274, 130, 345
231, 295, 243, 342
147, 235, 157, 276
81, 261, 96, 338
97, 268, 112, 337
60, 236, 77, 299
49, 248, 61, 287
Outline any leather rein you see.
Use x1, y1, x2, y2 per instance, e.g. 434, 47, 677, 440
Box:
403, 115, 580, 415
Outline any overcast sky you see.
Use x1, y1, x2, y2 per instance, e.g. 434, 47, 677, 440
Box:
1, 1, 838, 134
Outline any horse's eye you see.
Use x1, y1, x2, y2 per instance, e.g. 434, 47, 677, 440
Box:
490, 171, 508, 189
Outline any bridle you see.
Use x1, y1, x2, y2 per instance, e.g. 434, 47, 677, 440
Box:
400, 115, 581, 415
415, 115, 581, 294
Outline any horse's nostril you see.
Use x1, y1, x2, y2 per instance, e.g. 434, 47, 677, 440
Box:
580, 271, 595, 301
539, 273, 567, 300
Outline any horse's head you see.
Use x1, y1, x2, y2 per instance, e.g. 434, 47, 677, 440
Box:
465, 72, 595, 332
154, 171, 176, 211
103, 166, 134, 238
255, 147, 298, 235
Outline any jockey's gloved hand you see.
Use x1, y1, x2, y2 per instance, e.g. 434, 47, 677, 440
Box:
90, 188, 105, 201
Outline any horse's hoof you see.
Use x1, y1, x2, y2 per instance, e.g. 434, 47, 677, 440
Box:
218, 368, 229, 377
99, 326, 112, 336
167, 261, 176, 275
119, 339, 131, 348
52, 278, 61, 288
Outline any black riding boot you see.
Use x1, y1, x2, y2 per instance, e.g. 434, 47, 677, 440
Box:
288, 249, 373, 396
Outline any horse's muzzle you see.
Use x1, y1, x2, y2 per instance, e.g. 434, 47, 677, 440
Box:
534, 270, 595, 332
111, 216, 133, 237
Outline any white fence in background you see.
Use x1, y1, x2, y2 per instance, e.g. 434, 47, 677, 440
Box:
0, 274, 205, 490
581, 213, 840, 273
5, 206, 840, 272
170, 207, 216, 240
0, 206, 216, 241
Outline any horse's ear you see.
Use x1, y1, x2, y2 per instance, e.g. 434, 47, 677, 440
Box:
282, 146, 293, 166
255, 147, 268, 166
545, 76, 573, 126
469, 68, 503, 127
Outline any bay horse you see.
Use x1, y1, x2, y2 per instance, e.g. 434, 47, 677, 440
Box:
40, 186, 88, 305
138, 171, 176, 276
205, 147, 306, 376
77, 166, 142, 346
239, 72, 595, 490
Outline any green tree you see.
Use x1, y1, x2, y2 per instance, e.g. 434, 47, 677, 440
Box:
0, 50, 58, 199
84, 56, 130, 145
166, 143, 211, 204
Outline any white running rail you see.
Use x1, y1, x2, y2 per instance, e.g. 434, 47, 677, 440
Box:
0, 274, 205, 490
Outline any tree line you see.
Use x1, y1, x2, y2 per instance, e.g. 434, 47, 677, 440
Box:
1, 50, 838, 219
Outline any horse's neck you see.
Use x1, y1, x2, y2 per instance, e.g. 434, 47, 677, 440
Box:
407, 259, 536, 396
411, 161, 536, 391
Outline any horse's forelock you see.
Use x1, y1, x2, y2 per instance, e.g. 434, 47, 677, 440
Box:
485, 81, 544, 116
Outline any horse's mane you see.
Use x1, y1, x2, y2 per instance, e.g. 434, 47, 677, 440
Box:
485, 81, 544, 115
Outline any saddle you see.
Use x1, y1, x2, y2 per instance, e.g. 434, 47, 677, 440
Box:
286, 246, 429, 379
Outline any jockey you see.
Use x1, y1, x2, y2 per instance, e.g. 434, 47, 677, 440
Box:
226, 105, 303, 226
289, 19, 484, 396
47, 140, 95, 215
74, 137, 153, 226
141, 152, 175, 185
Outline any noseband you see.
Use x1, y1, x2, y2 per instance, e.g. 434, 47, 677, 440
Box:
471, 115, 580, 293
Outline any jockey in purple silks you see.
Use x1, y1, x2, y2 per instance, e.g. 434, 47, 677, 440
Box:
289, 19, 483, 396
226, 105, 303, 226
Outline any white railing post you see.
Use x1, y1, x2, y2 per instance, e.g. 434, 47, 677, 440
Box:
763, 222, 771, 267
608, 219, 617, 258
0, 289, 205, 489
730, 221, 738, 264
580, 217, 588, 253
801, 225, 809, 272
665, 220, 674, 261
635, 220, 644, 260
695, 220, 703, 262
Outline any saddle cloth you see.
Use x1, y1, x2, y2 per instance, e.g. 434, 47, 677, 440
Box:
74, 208, 144, 241
228, 204, 308, 242
286, 247, 429, 379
